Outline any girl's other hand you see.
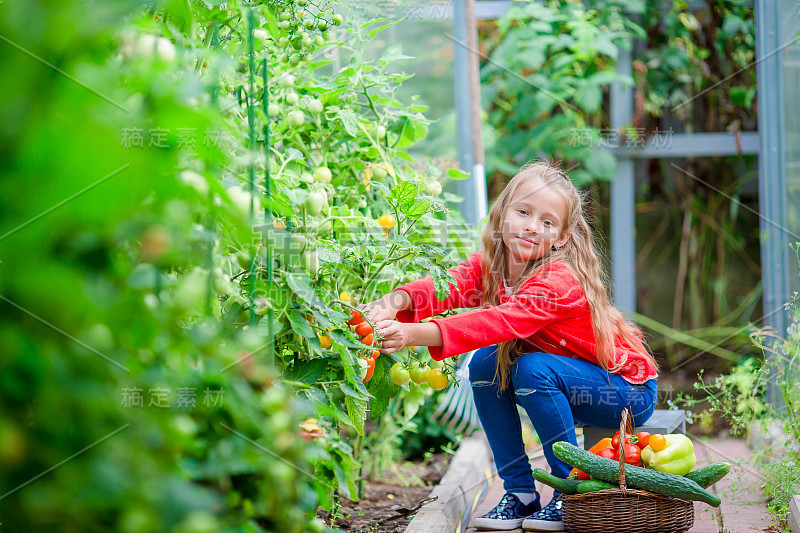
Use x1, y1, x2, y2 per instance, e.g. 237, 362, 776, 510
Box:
375, 319, 410, 354
358, 291, 410, 325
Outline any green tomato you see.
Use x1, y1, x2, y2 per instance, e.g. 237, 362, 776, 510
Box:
291, 234, 308, 254
304, 19, 315, 30
409, 363, 429, 385
313, 166, 332, 183
307, 98, 323, 114
315, 35, 325, 47
278, 20, 291, 30
425, 181, 442, 196
315, 219, 332, 236
300, 172, 314, 183
317, 19, 328, 31
278, 74, 295, 88
332, 14, 343, 25
289, 110, 305, 127
253, 29, 269, 45
301, 35, 313, 48
279, 12, 291, 22
305, 190, 327, 216
375, 124, 387, 139
267, 103, 281, 117
285, 92, 299, 105
390, 363, 410, 385
372, 165, 387, 179
302, 250, 321, 276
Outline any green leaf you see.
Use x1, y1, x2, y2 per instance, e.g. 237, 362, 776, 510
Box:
574, 83, 602, 113
400, 199, 430, 220
285, 358, 328, 384
431, 266, 457, 300
345, 395, 367, 436
583, 149, 617, 180
332, 448, 359, 500
256, 313, 284, 337
366, 356, 399, 418
281, 187, 309, 206
446, 168, 470, 180
332, 451, 357, 500
315, 245, 342, 264
339, 383, 361, 399
366, 18, 403, 39
338, 109, 359, 137
329, 329, 365, 350
390, 181, 417, 205
288, 310, 315, 338
285, 271, 324, 307
166, 0, 193, 33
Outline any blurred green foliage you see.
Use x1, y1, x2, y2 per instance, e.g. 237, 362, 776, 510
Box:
0, 0, 474, 531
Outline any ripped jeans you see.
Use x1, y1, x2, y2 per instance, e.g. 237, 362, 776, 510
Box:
469, 346, 657, 493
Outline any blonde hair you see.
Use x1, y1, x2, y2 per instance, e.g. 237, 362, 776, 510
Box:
480, 159, 658, 389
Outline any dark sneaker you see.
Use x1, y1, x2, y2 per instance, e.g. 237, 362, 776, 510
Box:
521, 494, 563, 531
473, 492, 541, 530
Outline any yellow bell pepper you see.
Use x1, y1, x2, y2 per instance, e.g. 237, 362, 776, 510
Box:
641, 434, 696, 476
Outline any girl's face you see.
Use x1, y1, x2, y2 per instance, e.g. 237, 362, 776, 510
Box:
502, 179, 571, 264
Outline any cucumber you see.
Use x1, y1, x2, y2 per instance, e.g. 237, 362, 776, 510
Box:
552, 442, 721, 506
532, 468, 582, 495
577, 480, 618, 493
684, 462, 731, 488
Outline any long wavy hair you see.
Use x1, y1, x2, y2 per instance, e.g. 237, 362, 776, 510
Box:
481, 160, 658, 389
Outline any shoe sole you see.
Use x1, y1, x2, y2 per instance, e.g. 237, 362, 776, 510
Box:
521, 519, 564, 531
472, 517, 525, 530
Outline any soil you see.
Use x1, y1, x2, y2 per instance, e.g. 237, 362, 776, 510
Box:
317, 453, 452, 532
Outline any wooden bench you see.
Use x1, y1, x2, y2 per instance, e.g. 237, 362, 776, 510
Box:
580, 409, 687, 450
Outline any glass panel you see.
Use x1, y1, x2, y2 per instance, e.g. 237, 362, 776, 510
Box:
781, 0, 800, 293
339, 2, 457, 161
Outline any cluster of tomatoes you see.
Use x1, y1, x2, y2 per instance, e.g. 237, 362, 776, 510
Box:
342, 307, 448, 390
389, 361, 448, 390
347, 310, 380, 383
570, 430, 653, 480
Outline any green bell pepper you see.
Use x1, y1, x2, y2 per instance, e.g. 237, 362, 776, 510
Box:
641, 434, 696, 476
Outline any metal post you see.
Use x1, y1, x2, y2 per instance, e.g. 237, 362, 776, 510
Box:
755, 0, 790, 406
610, 45, 636, 313
453, 0, 477, 227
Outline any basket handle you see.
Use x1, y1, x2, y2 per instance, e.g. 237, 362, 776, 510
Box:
617, 408, 635, 494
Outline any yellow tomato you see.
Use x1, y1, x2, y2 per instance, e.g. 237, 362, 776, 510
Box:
649, 434, 667, 452
318, 333, 332, 349
377, 214, 396, 229
426, 369, 448, 390
340, 291, 352, 302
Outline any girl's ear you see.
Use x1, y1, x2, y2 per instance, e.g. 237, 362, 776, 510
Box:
556, 231, 572, 250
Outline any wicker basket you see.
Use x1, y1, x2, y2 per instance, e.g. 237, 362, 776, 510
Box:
560, 409, 695, 533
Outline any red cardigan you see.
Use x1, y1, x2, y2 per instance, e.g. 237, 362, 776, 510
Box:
393, 251, 658, 384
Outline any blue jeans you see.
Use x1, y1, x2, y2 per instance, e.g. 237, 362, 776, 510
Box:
469, 346, 657, 493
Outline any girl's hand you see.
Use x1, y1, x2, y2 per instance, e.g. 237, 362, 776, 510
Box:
375, 319, 411, 354
358, 291, 410, 325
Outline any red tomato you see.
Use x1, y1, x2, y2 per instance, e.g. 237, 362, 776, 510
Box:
361, 333, 374, 346
621, 443, 642, 466
347, 310, 364, 325
634, 432, 651, 450
355, 321, 372, 337
576, 470, 591, 480
598, 448, 617, 460
611, 431, 632, 450
362, 356, 375, 383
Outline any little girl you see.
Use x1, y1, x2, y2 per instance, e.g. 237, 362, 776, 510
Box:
361, 161, 658, 531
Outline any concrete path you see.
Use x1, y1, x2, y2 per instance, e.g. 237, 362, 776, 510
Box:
465, 434, 775, 533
